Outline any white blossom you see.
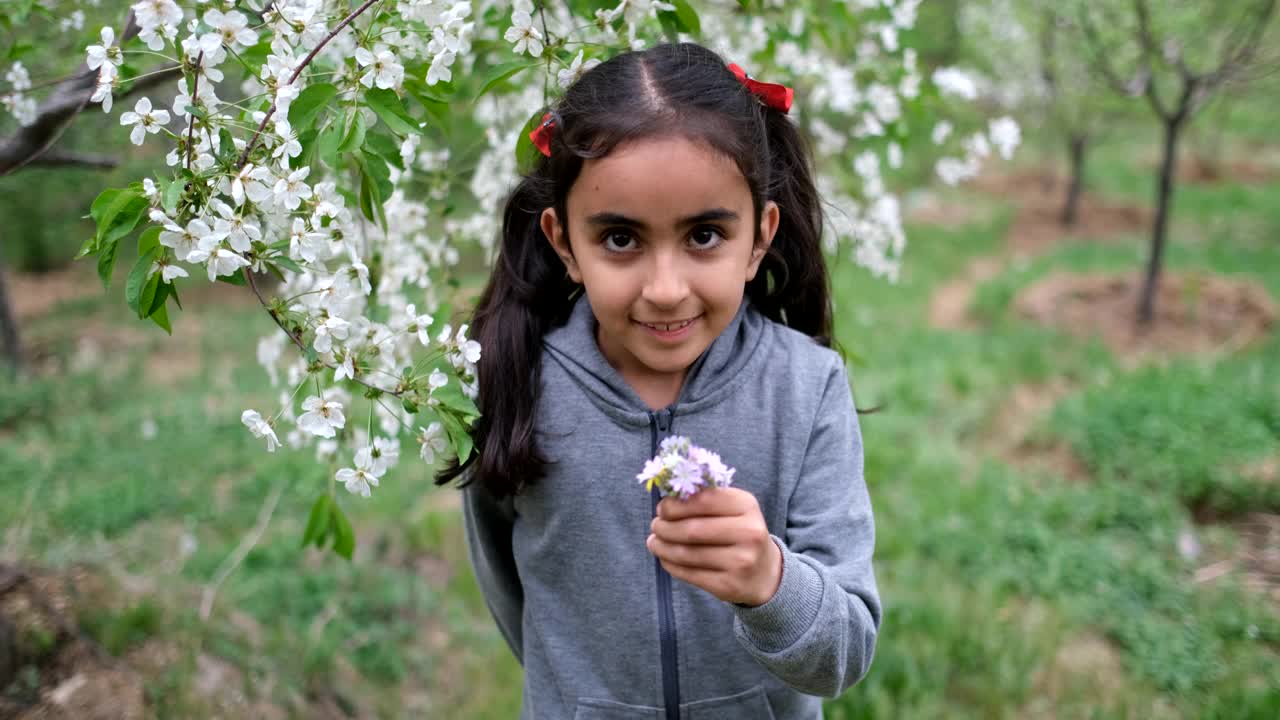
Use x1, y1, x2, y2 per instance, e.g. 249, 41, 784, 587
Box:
273, 167, 313, 210
85, 27, 122, 71
337, 446, 383, 497
314, 315, 351, 354
205, 9, 258, 50
418, 422, 448, 464
355, 45, 405, 89
119, 97, 170, 146
558, 50, 601, 89
504, 10, 543, 57
932, 67, 978, 100
241, 409, 280, 452
298, 395, 346, 438
988, 116, 1021, 160
371, 436, 400, 475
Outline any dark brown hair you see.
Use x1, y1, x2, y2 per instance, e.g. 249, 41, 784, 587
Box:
435, 42, 832, 499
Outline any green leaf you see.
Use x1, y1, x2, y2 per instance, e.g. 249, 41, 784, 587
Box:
288, 82, 339, 131
146, 280, 171, 318
439, 410, 474, 464
360, 150, 392, 200
136, 226, 162, 256
657, 12, 680, 41
91, 188, 148, 246
272, 256, 304, 274
433, 378, 480, 420
7, 42, 33, 60
96, 239, 121, 290
126, 247, 160, 316
329, 502, 355, 560
358, 164, 384, 228
514, 110, 544, 173
403, 79, 450, 134
295, 127, 319, 169
317, 120, 343, 169
667, 0, 701, 34
302, 494, 333, 548
476, 60, 539, 99
76, 236, 97, 260
364, 130, 403, 170
162, 178, 184, 214
137, 273, 161, 321
364, 88, 418, 135
217, 270, 248, 286
337, 110, 367, 155
149, 300, 172, 335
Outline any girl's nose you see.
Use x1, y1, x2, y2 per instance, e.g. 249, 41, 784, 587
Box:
640, 249, 689, 308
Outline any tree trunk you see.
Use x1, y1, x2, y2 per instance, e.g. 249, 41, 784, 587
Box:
1137, 119, 1183, 326
0, 254, 21, 376
1061, 133, 1088, 227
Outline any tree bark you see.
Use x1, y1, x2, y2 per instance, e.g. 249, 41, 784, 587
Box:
1061, 133, 1088, 227
1137, 118, 1183, 326
0, 255, 21, 375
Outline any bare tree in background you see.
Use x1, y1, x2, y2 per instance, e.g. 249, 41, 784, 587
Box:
1079, 0, 1278, 325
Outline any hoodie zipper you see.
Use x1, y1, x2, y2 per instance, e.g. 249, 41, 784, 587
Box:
649, 407, 680, 720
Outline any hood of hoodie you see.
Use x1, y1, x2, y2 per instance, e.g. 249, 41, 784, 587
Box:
542, 293, 768, 426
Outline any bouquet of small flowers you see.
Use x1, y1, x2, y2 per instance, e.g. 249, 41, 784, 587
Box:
637, 436, 737, 500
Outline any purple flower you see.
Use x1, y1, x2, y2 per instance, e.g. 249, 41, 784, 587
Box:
668, 458, 706, 499
639, 436, 737, 498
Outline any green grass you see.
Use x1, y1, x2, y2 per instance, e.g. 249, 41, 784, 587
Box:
4, 115, 1280, 717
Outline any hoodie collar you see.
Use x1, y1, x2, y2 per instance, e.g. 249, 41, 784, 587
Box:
543, 294, 769, 426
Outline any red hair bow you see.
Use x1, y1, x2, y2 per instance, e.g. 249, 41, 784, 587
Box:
728, 63, 793, 114
530, 113, 555, 157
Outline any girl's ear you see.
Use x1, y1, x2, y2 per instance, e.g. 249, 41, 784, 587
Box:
746, 200, 780, 282
541, 207, 582, 283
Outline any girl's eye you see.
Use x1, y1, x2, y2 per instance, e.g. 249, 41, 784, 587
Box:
602, 231, 638, 252
689, 227, 725, 250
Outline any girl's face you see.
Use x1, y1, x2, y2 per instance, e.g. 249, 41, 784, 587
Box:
541, 135, 779, 394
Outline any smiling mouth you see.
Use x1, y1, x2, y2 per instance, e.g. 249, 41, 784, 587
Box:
636, 316, 699, 332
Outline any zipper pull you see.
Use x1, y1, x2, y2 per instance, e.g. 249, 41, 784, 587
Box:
657, 409, 672, 433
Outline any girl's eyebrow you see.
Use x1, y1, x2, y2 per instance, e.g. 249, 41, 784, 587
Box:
585, 208, 740, 230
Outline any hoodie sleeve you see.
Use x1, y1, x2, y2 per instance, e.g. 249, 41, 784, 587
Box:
460, 482, 525, 666
729, 357, 882, 698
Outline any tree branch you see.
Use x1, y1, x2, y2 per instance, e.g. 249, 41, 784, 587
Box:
26, 150, 119, 169
1131, 0, 1171, 119
1202, 0, 1278, 91
0, 11, 140, 176
1078, 7, 1139, 98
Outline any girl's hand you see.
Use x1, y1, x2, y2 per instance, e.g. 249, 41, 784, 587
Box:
646, 487, 783, 607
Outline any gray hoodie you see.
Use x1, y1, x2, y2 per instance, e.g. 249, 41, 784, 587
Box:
462, 294, 880, 720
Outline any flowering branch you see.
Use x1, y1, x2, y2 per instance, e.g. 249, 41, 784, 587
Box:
237, 0, 381, 168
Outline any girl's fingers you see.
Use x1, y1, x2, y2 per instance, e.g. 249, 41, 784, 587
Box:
647, 534, 732, 570
650, 516, 739, 545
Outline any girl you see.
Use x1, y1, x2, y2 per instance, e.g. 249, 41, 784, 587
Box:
437, 42, 880, 720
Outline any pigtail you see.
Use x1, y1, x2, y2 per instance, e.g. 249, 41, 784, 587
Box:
746, 106, 834, 349
434, 172, 578, 499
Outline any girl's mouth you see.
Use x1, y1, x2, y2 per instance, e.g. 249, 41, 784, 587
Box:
635, 315, 701, 341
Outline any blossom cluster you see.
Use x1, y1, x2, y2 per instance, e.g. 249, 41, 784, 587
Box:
637, 436, 737, 501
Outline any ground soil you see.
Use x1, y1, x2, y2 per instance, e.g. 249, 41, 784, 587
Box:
1014, 271, 1277, 364
1179, 156, 1280, 186
980, 379, 1089, 483
0, 564, 148, 720
927, 169, 1153, 331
